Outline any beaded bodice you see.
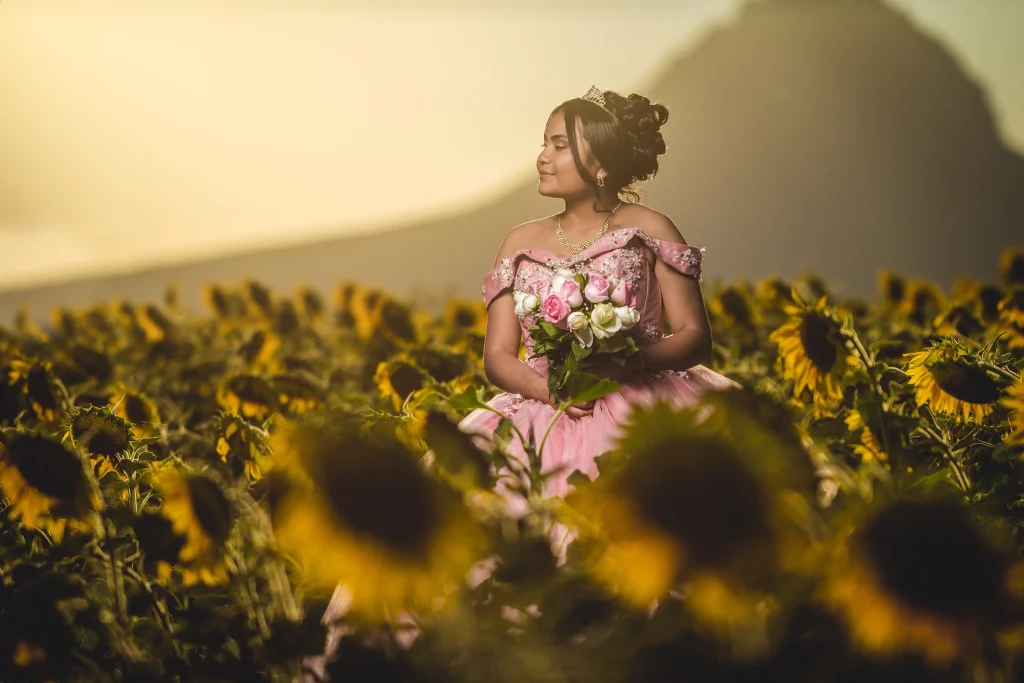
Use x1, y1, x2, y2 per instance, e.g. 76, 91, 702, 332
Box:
481, 226, 704, 377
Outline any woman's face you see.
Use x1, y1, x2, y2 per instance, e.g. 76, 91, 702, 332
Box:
536, 110, 601, 199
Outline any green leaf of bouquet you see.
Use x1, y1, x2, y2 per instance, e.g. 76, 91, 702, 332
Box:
563, 372, 620, 404
539, 321, 561, 337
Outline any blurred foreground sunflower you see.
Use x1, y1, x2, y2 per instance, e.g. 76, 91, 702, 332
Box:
769, 295, 857, 403
823, 497, 1019, 666
898, 281, 945, 327
0, 432, 102, 539
154, 471, 234, 585
294, 285, 325, 322
844, 409, 888, 465
238, 329, 281, 371
903, 343, 1002, 424
269, 416, 486, 619
136, 304, 174, 343
564, 390, 817, 628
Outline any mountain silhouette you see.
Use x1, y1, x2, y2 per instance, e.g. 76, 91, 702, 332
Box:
2, 0, 1022, 324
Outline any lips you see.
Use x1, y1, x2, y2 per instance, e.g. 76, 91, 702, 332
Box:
539, 171, 554, 176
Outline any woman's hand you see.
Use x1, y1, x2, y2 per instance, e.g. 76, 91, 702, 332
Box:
547, 388, 595, 419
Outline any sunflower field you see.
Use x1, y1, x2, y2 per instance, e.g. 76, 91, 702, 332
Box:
1, 248, 1023, 683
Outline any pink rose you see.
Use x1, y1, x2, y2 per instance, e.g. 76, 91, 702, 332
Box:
583, 273, 611, 303
609, 278, 633, 306
541, 294, 571, 327
554, 278, 583, 308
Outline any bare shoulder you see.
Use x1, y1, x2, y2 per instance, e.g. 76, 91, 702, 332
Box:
491, 217, 552, 266
615, 205, 688, 245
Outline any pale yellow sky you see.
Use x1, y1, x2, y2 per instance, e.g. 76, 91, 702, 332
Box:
1, 0, 1021, 290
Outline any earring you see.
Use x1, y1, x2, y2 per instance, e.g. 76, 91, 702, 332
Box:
597, 175, 605, 187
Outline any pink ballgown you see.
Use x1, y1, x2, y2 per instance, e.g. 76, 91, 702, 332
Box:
457, 225, 741, 503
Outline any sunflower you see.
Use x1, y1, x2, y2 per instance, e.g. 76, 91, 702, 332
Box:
202, 284, 232, 319
709, 284, 759, 328
111, 387, 161, 439
50, 306, 77, 338
443, 298, 487, 337
878, 269, 907, 307
903, 344, 1002, 424
374, 355, 431, 412
1001, 246, 1024, 286
216, 373, 278, 422
7, 360, 61, 422
995, 287, 1024, 350
844, 409, 888, 465
154, 471, 234, 585
136, 304, 174, 343
334, 280, 361, 311
932, 303, 985, 339
405, 346, 468, 385
0, 432, 102, 539
63, 405, 134, 473
769, 295, 858, 403
295, 285, 325, 322
132, 511, 186, 584
1002, 376, 1024, 444
823, 497, 1015, 666
238, 329, 281, 371
898, 281, 945, 327
270, 372, 324, 415
754, 275, 792, 311
564, 391, 817, 625
215, 412, 271, 482
244, 279, 275, 319
273, 300, 301, 337
269, 416, 486, 619
978, 284, 1006, 325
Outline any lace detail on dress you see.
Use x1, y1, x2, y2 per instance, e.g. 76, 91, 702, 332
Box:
502, 393, 526, 417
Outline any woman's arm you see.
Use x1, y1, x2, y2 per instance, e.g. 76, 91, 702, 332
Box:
482, 229, 555, 405
636, 213, 714, 373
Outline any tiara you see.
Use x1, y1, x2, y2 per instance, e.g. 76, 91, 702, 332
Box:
581, 85, 619, 122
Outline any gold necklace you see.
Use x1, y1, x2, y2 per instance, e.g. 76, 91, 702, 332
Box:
557, 201, 623, 256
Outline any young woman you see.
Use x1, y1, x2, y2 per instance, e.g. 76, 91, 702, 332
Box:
458, 86, 740, 503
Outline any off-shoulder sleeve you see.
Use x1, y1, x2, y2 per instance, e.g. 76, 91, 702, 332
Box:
633, 229, 705, 281
481, 254, 519, 309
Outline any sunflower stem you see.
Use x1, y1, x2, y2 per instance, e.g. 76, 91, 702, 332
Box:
980, 361, 1020, 382
919, 425, 971, 492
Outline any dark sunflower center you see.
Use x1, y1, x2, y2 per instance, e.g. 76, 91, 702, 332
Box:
1007, 256, 1024, 286
944, 306, 984, 337
8, 435, 88, 504
453, 308, 477, 329
389, 364, 426, 399
229, 376, 274, 406
860, 500, 1004, 616
72, 412, 132, 457
25, 367, 57, 412
124, 394, 152, 425
799, 313, 839, 373
318, 438, 441, 561
720, 290, 752, 325
623, 438, 770, 571
929, 360, 1002, 405
380, 301, 417, 342
133, 512, 186, 563
185, 475, 233, 546
884, 277, 905, 304
979, 286, 1004, 322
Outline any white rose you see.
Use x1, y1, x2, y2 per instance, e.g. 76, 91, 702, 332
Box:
567, 310, 589, 331
590, 302, 622, 339
614, 305, 640, 330
513, 290, 540, 317
567, 311, 594, 347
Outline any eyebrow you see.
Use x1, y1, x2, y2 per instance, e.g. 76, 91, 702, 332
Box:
545, 134, 568, 140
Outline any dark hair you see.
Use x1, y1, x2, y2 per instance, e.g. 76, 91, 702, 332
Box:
553, 90, 669, 207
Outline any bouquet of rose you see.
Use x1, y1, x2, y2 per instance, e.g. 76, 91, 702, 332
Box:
513, 268, 642, 398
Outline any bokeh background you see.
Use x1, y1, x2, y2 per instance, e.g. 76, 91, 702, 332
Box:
1, 0, 1022, 322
